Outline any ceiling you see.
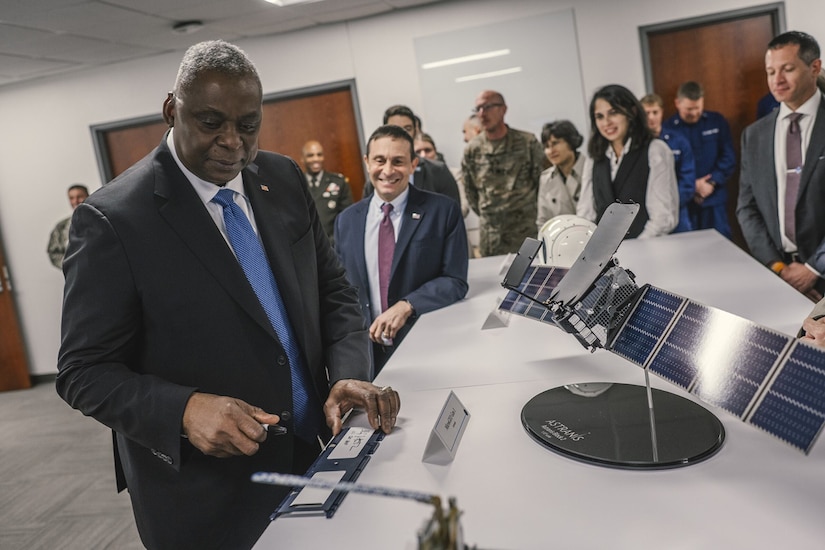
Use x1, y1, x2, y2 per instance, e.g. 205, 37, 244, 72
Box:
0, 0, 449, 88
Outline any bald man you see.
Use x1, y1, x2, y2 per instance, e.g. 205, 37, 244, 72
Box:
462, 90, 544, 256
301, 140, 353, 244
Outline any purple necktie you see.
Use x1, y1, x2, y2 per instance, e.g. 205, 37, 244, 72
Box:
378, 203, 395, 312
785, 112, 803, 244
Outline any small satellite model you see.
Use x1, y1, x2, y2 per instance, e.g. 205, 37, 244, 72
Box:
500, 204, 825, 467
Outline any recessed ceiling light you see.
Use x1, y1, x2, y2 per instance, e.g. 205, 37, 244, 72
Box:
172, 20, 204, 34
422, 49, 511, 70
265, 0, 325, 6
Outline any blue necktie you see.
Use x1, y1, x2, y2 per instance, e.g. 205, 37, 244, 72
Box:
211, 188, 321, 443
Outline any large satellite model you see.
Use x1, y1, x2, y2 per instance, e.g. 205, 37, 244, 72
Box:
499, 204, 825, 467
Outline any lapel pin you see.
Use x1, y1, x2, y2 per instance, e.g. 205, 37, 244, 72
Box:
260, 184, 270, 192
412, 212, 421, 220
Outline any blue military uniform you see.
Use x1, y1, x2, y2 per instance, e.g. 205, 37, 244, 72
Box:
663, 110, 735, 238
659, 130, 696, 233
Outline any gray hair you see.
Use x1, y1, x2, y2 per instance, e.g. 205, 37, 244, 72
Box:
173, 40, 261, 95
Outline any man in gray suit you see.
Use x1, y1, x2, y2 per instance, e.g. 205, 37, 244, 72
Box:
737, 31, 825, 301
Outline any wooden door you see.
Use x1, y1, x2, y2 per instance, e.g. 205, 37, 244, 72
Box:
642, 7, 781, 248
0, 234, 31, 391
258, 87, 366, 200
93, 82, 365, 198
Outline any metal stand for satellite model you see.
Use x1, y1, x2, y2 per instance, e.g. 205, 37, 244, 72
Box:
503, 204, 725, 469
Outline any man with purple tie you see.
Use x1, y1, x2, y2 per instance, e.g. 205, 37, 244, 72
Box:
335, 125, 469, 375
737, 31, 825, 301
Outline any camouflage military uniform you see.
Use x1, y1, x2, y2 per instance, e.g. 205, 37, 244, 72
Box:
306, 171, 353, 245
462, 126, 544, 256
47, 216, 71, 269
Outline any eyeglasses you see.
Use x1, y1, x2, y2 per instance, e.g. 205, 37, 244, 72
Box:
472, 103, 503, 114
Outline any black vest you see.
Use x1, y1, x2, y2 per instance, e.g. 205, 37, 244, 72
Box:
592, 140, 651, 238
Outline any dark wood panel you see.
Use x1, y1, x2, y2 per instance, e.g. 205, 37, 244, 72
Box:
258, 88, 365, 200
0, 236, 31, 391
647, 12, 777, 247
105, 121, 169, 178
97, 85, 365, 199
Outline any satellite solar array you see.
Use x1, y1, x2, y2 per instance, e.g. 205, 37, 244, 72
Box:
500, 265, 825, 454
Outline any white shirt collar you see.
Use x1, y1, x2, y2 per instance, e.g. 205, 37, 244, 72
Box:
778, 89, 822, 119
368, 185, 410, 216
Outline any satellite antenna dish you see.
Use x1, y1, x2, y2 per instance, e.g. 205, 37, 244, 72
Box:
537, 215, 596, 267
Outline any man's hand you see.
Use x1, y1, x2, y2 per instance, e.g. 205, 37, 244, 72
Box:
780, 262, 820, 295
369, 300, 414, 344
182, 392, 280, 458
802, 316, 825, 348
695, 175, 715, 200
324, 380, 401, 437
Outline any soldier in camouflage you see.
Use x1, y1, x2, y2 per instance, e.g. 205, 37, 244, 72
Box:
47, 184, 88, 268
462, 90, 544, 257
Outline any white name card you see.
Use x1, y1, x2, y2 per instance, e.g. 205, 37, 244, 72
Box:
482, 296, 510, 330
422, 391, 470, 465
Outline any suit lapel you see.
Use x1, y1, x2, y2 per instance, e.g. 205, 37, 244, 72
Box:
758, 111, 780, 223
392, 186, 425, 275
800, 96, 825, 195
243, 163, 308, 348
153, 148, 278, 341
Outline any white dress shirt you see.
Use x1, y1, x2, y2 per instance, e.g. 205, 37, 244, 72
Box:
773, 91, 821, 252
166, 130, 259, 255
577, 138, 678, 238
365, 187, 409, 318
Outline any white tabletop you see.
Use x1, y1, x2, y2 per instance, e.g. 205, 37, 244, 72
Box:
255, 230, 823, 550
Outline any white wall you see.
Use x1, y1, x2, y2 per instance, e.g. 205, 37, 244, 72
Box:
1, 0, 823, 375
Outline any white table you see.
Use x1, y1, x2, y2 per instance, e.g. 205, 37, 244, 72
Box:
255, 230, 823, 549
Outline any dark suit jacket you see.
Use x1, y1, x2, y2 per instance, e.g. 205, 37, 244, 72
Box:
363, 157, 461, 204
737, 94, 825, 278
56, 139, 369, 549
333, 185, 468, 359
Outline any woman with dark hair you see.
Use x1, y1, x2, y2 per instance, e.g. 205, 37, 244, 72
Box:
535, 120, 586, 230
576, 84, 678, 238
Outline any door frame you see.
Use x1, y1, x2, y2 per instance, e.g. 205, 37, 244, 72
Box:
639, 2, 785, 92
90, 78, 365, 185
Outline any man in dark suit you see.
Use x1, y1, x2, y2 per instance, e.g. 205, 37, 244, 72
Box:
362, 105, 461, 204
56, 40, 399, 550
335, 125, 469, 374
737, 31, 825, 300
301, 139, 353, 244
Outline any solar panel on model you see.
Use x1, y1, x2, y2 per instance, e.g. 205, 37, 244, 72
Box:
500, 267, 825, 454
749, 342, 825, 453
499, 265, 567, 324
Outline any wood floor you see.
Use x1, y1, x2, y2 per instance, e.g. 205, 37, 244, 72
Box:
0, 377, 143, 549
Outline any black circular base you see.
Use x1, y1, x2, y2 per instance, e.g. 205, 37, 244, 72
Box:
521, 383, 725, 469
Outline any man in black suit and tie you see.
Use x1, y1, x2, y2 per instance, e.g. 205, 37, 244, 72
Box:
362, 105, 461, 204
737, 31, 825, 301
335, 125, 469, 374
56, 40, 399, 550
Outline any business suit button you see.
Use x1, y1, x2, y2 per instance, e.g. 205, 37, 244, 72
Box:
277, 355, 287, 365
280, 411, 291, 422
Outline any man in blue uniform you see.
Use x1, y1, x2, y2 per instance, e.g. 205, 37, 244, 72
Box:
663, 81, 736, 238
641, 93, 696, 233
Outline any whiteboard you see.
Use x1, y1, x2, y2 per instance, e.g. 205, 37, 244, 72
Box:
413, 8, 588, 169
